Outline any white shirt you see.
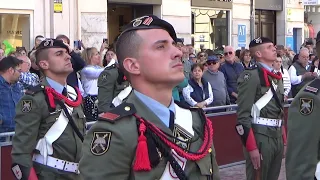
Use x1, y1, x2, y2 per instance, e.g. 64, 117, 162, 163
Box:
288, 65, 307, 85
80, 65, 104, 96
280, 69, 291, 97
182, 82, 214, 106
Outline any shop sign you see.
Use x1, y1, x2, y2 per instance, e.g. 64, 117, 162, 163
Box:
54, 0, 63, 13
238, 24, 246, 48
304, 0, 320, 5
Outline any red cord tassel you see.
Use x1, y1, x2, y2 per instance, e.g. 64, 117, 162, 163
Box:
133, 121, 151, 171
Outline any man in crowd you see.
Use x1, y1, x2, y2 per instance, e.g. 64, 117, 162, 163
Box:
236, 37, 286, 180
219, 46, 244, 104
11, 39, 85, 180
288, 47, 317, 97
17, 55, 40, 93
80, 15, 220, 180
203, 55, 230, 111
181, 45, 192, 79
0, 56, 23, 135
56, 34, 86, 88
276, 45, 291, 70
286, 31, 320, 180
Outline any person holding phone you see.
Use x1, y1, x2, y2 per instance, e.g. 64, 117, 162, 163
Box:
288, 47, 318, 97
80, 47, 104, 121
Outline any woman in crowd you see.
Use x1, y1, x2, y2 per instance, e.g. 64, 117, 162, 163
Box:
311, 56, 320, 76
273, 55, 291, 101
240, 49, 254, 68
80, 47, 105, 121
183, 63, 213, 108
103, 49, 116, 67
16, 47, 27, 56
197, 52, 208, 64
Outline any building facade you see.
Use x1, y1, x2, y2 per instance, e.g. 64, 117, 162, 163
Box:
0, 0, 305, 53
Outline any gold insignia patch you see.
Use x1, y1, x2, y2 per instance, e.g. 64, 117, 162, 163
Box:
300, 98, 314, 116
90, 132, 112, 156
21, 100, 32, 113
173, 125, 192, 151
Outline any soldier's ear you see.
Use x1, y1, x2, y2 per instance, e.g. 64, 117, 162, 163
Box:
123, 57, 140, 75
38, 60, 49, 70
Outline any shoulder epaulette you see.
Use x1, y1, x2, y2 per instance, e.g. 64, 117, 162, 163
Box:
25, 85, 45, 96
304, 79, 320, 94
104, 64, 117, 70
98, 103, 136, 123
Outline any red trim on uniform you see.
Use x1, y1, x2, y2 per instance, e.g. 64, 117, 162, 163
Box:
45, 87, 82, 109
261, 68, 282, 87
28, 167, 38, 180
133, 121, 151, 171
133, 114, 213, 163
282, 126, 287, 145
246, 128, 257, 151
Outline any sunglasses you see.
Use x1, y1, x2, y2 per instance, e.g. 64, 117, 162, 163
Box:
224, 51, 233, 56
207, 61, 218, 65
199, 54, 205, 57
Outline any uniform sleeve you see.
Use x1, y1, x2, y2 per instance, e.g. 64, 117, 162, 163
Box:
11, 94, 45, 177
236, 70, 259, 151
97, 68, 118, 113
79, 120, 136, 179
286, 92, 320, 180
237, 70, 259, 128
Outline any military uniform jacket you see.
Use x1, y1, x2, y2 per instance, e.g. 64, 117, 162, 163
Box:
11, 79, 86, 176
286, 79, 320, 180
97, 63, 130, 113
79, 92, 220, 180
237, 63, 285, 139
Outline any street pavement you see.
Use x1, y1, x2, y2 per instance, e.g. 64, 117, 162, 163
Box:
219, 159, 286, 180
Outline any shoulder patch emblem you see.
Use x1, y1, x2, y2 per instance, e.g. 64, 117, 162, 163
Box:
99, 112, 120, 121
102, 74, 107, 81
90, 132, 112, 156
173, 125, 192, 151
243, 73, 251, 82
11, 164, 22, 180
21, 100, 32, 113
235, 124, 244, 135
299, 98, 314, 116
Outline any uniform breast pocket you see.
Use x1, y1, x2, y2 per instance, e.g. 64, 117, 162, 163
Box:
75, 109, 86, 133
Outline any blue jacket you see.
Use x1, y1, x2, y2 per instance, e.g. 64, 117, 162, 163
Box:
219, 61, 244, 103
188, 78, 210, 103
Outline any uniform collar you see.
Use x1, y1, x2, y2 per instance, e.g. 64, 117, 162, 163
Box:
46, 77, 67, 94
258, 62, 273, 72
134, 90, 175, 127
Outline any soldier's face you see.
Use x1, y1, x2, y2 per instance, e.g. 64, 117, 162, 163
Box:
42, 48, 72, 75
130, 29, 184, 86
258, 43, 277, 62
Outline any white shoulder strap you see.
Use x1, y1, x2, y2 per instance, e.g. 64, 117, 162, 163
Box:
251, 81, 278, 120
35, 85, 77, 164
112, 86, 132, 107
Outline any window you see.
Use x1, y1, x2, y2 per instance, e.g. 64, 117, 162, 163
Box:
0, 13, 30, 53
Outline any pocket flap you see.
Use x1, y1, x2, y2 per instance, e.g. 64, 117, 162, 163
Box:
196, 153, 212, 176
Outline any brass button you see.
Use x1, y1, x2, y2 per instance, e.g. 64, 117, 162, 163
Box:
124, 106, 131, 111
210, 168, 213, 174
208, 148, 212, 153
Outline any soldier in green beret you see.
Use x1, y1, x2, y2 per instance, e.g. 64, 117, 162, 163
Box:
79, 15, 220, 180
236, 37, 286, 180
286, 31, 320, 180
11, 38, 85, 180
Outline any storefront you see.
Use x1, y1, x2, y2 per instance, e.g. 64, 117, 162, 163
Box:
191, 0, 232, 51
107, 0, 162, 44
255, 0, 283, 44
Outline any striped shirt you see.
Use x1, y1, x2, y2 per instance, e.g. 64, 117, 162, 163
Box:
281, 69, 291, 97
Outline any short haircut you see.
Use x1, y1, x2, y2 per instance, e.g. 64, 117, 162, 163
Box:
0, 56, 23, 72
191, 63, 204, 72
35, 48, 49, 65
35, 35, 44, 40
56, 34, 70, 44
116, 31, 142, 76
276, 45, 285, 50
299, 47, 309, 54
